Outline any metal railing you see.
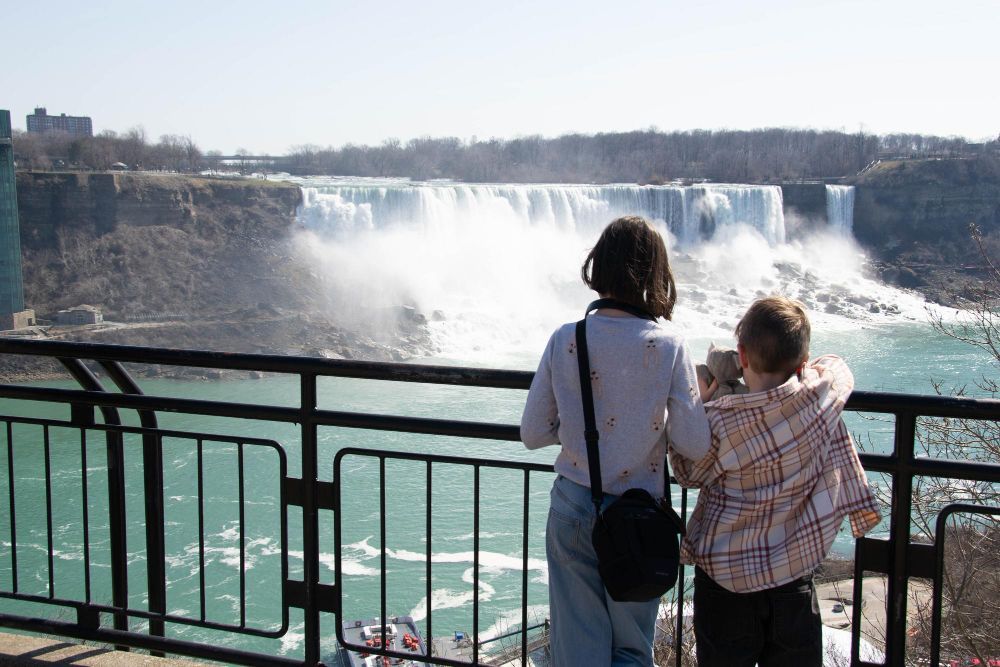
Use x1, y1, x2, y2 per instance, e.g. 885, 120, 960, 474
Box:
0, 338, 997, 667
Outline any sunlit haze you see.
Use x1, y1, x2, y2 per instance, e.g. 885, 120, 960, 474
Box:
3, 0, 997, 154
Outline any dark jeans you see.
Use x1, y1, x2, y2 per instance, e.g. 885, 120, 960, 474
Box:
693, 567, 822, 667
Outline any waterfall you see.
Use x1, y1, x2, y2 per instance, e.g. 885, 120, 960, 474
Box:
289, 177, 927, 363
826, 185, 855, 236
297, 182, 786, 247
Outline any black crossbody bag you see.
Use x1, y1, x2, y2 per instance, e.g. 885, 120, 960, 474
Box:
576, 298, 686, 602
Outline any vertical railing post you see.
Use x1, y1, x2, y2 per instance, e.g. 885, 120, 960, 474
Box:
885, 410, 918, 666
58, 358, 130, 642
300, 373, 322, 665
106, 430, 130, 637
100, 361, 166, 653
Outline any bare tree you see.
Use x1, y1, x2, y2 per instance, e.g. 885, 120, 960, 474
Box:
880, 225, 1000, 665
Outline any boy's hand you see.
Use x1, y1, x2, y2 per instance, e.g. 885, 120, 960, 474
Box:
698, 375, 718, 403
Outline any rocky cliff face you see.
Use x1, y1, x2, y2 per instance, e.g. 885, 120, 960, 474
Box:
849, 157, 1000, 302
16, 172, 304, 316
4, 172, 432, 380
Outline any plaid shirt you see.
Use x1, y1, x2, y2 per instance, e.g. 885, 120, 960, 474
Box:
668, 354, 882, 593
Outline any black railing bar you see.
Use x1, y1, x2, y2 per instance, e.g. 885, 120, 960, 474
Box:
238, 442, 247, 630
4, 389, 997, 447
520, 469, 530, 667
43, 424, 54, 599
299, 371, 321, 667
426, 459, 433, 655
473, 464, 480, 666
850, 549, 865, 667
80, 429, 91, 603
333, 447, 344, 644
57, 353, 130, 636
380, 455, 388, 653
0, 384, 299, 423
97, 360, 158, 428
929, 503, 1000, 667
886, 412, 918, 666
0, 385, 523, 441
197, 438, 206, 624
5, 421, 17, 594
314, 410, 523, 442
0, 590, 288, 637
55, 359, 129, 441
0, 612, 300, 667
100, 357, 168, 647
334, 448, 553, 475
0, 339, 534, 388
278, 456, 291, 633
0, 414, 286, 450
858, 452, 1000, 482
7, 337, 1000, 411
846, 392, 1000, 418
676, 487, 689, 667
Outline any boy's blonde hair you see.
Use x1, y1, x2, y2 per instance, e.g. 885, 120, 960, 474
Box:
735, 297, 810, 376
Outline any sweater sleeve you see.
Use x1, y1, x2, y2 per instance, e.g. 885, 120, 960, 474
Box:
669, 428, 721, 489
520, 332, 560, 450
665, 341, 712, 462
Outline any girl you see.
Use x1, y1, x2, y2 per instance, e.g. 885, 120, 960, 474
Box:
520, 216, 711, 666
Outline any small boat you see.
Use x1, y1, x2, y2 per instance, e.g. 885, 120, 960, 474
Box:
339, 616, 430, 667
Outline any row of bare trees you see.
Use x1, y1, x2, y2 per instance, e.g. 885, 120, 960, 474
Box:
286, 128, 996, 183
13, 125, 997, 182
12, 127, 204, 172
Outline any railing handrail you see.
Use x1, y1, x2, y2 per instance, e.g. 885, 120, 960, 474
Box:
3, 337, 999, 416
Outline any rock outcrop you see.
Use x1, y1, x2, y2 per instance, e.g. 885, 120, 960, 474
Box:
850, 157, 1000, 304
16, 172, 303, 316
5, 172, 434, 381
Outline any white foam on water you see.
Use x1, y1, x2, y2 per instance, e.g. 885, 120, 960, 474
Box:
408, 577, 496, 623
345, 536, 546, 574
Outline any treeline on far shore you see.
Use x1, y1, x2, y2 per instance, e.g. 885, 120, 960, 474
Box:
12, 125, 999, 183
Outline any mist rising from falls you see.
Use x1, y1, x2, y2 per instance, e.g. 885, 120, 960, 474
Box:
291, 178, 927, 365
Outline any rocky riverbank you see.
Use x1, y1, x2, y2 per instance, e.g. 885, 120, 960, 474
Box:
0, 306, 437, 383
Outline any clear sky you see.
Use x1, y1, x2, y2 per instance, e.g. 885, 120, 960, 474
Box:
3, 0, 997, 155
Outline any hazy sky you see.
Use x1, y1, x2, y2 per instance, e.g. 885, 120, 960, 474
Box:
3, 0, 997, 154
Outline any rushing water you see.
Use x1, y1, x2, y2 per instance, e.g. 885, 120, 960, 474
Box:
1, 177, 995, 661
826, 185, 855, 236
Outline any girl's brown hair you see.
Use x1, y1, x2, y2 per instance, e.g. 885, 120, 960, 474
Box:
581, 216, 677, 320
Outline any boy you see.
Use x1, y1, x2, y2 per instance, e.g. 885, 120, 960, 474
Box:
669, 296, 882, 666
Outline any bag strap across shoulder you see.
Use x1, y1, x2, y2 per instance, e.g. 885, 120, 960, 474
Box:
576, 299, 686, 530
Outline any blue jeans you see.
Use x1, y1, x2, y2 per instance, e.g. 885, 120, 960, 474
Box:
693, 567, 822, 667
546, 476, 659, 667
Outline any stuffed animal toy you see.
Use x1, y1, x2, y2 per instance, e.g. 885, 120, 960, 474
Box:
696, 343, 749, 401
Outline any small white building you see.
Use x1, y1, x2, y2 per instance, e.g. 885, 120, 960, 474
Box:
55, 305, 103, 325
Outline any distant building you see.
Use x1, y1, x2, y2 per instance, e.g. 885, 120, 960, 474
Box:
0, 109, 33, 331
55, 305, 103, 326
26, 107, 93, 137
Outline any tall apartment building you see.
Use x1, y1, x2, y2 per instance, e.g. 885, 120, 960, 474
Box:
0, 110, 33, 330
26, 107, 93, 137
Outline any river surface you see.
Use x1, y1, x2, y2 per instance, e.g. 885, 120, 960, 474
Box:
0, 178, 995, 661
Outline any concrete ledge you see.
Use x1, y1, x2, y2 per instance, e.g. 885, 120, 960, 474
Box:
0, 633, 213, 666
